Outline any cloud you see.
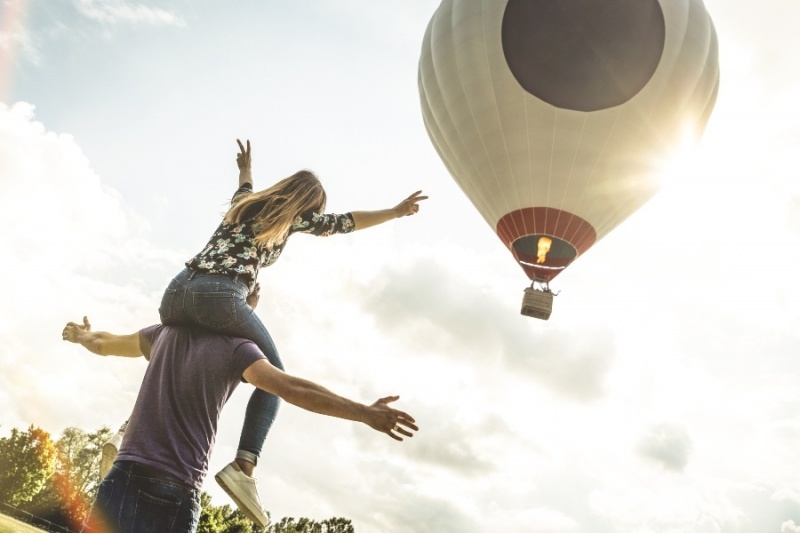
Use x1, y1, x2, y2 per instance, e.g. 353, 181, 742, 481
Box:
228, 404, 480, 532
0, 2, 40, 66
0, 102, 176, 434
774, 489, 800, 506
73, 0, 185, 27
482, 504, 580, 533
789, 196, 800, 235
588, 480, 746, 532
348, 483, 475, 532
355, 256, 615, 401
783, 520, 800, 533
636, 422, 693, 472
374, 411, 505, 477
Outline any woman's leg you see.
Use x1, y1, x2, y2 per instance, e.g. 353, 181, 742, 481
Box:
228, 305, 283, 461
179, 273, 284, 461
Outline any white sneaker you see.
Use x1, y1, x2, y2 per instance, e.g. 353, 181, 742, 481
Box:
215, 461, 268, 529
100, 422, 127, 479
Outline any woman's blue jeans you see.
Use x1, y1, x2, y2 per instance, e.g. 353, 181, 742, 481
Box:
82, 461, 201, 532
158, 267, 282, 460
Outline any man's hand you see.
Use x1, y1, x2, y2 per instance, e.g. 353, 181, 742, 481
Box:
365, 395, 418, 441
61, 316, 143, 357
246, 282, 261, 309
62, 316, 91, 343
392, 190, 428, 218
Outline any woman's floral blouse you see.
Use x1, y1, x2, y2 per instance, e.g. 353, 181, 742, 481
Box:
186, 183, 355, 292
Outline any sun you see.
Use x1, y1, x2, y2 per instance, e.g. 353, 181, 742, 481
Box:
652, 122, 708, 195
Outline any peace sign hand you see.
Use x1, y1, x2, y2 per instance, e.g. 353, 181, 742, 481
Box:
393, 190, 428, 218
236, 139, 251, 171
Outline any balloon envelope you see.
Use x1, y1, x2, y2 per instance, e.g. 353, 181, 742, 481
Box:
419, 0, 719, 283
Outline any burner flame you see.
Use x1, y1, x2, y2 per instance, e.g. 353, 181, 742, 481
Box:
536, 237, 552, 264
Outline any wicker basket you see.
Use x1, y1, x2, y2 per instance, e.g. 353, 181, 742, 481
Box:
521, 287, 553, 320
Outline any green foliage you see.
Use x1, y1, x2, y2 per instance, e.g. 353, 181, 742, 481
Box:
197, 491, 260, 533
1, 425, 356, 533
24, 425, 112, 531
197, 492, 228, 533
197, 492, 355, 533
268, 516, 354, 533
59, 426, 112, 501
0, 426, 57, 506
224, 509, 259, 533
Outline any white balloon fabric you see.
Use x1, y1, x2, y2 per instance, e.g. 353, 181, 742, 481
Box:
419, 0, 719, 283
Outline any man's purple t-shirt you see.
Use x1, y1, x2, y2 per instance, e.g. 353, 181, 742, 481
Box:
116, 324, 265, 489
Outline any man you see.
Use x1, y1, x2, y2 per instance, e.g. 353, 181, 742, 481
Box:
62, 315, 418, 533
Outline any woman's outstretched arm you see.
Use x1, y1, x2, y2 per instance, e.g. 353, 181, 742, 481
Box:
350, 190, 428, 231
234, 137, 426, 230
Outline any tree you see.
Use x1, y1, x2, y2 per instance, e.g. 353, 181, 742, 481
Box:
24, 425, 112, 531
320, 518, 355, 533
0, 425, 57, 506
198, 493, 355, 533
197, 492, 227, 533
197, 491, 259, 533
224, 508, 259, 533
56, 426, 111, 501
269, 516, 354, 533
2, 424, 356, 533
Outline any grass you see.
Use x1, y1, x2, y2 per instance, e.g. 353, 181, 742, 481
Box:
0, 511, 46, 533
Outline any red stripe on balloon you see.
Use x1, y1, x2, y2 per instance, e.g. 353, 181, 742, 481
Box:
496, 207, 597, 282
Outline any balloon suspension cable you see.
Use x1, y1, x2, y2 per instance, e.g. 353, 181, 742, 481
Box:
531, 279, 560, 296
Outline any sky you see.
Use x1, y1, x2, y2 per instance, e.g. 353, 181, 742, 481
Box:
1, 0, 799, 531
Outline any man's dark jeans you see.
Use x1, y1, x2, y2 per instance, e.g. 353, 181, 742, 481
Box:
82, 461, 200, 532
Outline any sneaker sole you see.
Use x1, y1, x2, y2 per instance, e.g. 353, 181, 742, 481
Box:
101, 443, 118, 458
214, 471, 268, 529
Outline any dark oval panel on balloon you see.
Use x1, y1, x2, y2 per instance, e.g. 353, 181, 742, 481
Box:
513, 235, 576, 282
513, 235, 577, 263
501, 0, 666, 112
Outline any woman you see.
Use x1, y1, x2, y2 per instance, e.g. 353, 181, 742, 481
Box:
158, 139, 426, 527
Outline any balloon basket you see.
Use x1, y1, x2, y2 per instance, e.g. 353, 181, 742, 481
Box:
521, 286, 553, 320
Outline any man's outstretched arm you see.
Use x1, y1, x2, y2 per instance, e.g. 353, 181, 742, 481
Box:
62, 316, 143, 358
242, 359, 419, 441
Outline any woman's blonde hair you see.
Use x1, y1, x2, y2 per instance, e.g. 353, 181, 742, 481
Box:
224, 170, 327, 249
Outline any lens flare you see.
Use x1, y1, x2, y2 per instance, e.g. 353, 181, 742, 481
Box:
0, 0, 32, 102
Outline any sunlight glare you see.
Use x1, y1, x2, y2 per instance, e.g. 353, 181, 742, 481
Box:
653, 122, 705, 193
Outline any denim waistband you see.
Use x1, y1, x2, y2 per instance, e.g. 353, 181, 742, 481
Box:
115, 460, 194, 491
185, 267, 245, 287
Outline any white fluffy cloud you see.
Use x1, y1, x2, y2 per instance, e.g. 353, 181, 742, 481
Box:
0, 102, 178, 433
356, 256, 616, 401
73, 0, 185, 27
783, 520, 800, 533
636, 422, 693, 472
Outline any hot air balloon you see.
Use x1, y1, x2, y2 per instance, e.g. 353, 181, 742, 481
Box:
418, 0, 719, 319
